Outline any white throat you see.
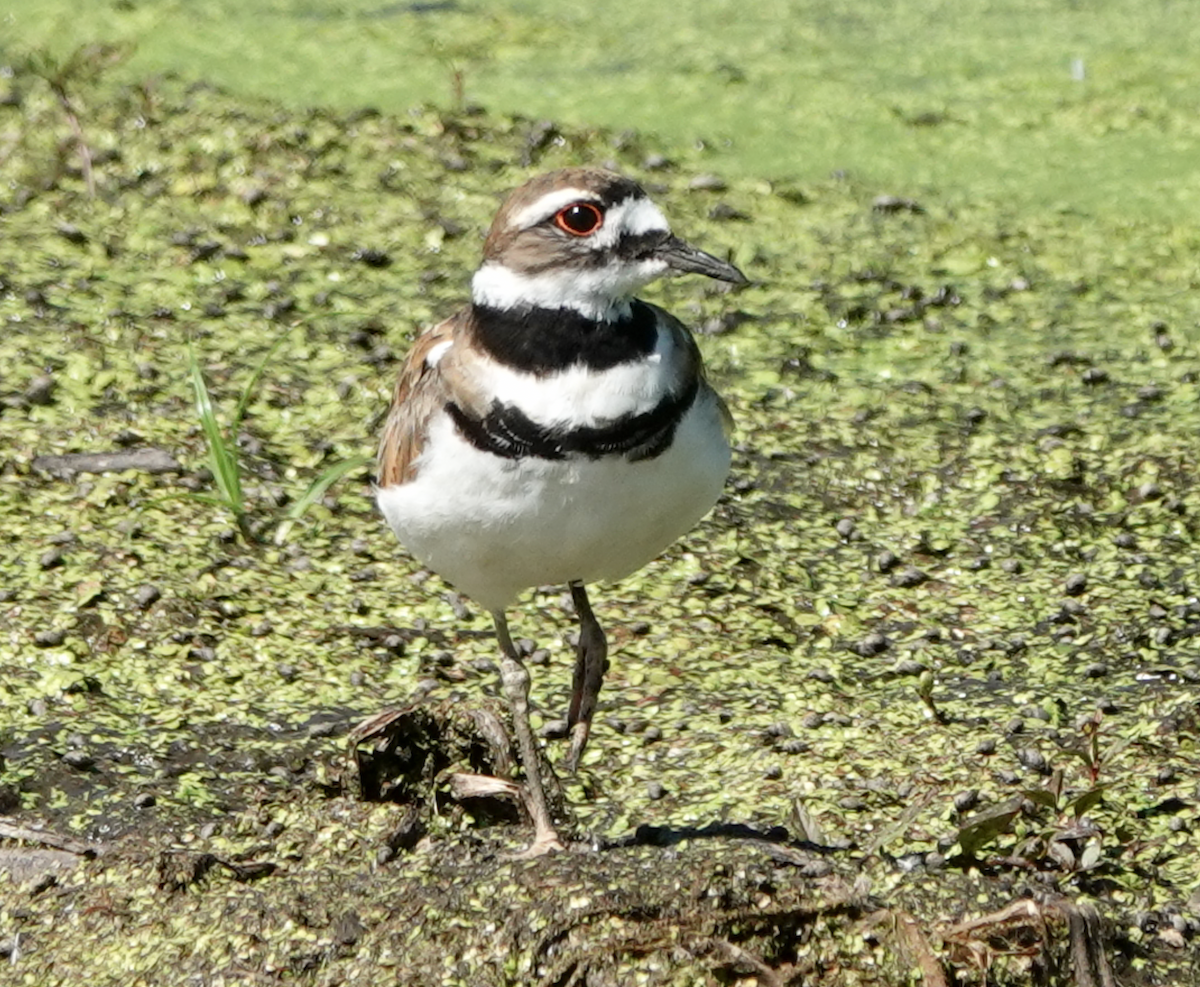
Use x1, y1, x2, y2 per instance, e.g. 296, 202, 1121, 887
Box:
471, 258, 670, 322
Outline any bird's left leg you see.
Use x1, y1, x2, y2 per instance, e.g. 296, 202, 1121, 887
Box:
565, 580, 607, 772
493, 609, 564, 856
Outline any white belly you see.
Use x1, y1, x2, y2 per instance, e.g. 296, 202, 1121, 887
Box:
376, 391, 730, 612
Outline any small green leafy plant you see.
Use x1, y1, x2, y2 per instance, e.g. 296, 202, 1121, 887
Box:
187, 336, 371, 545
949, 713, 1129, 877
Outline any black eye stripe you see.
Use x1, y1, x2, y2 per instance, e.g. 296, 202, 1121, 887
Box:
536, 230, 668, 270
614, 229, 670, 260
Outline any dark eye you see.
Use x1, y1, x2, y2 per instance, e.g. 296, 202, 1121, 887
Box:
554, 202, 604, 236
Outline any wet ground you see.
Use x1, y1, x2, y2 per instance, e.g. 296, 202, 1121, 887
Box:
1, 69, 1199, 984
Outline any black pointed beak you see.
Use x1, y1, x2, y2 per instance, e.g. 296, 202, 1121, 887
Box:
655, 235, 747, 285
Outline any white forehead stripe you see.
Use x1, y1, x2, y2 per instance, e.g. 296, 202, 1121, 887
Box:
607, 197, 670, 237
587, 197, 669, 251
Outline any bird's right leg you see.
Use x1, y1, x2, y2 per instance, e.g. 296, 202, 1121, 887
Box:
492, 609, 565, 856
565, 581, 607, 772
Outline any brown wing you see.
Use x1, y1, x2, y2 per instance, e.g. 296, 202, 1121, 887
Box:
376, 311, 467, 487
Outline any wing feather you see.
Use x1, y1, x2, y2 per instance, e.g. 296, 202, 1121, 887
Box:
376, 312, 465, 487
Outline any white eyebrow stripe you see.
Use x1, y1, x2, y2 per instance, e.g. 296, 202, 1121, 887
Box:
507, 189, 671, 245
589, 197, 669, 250
509, 187, 597, 230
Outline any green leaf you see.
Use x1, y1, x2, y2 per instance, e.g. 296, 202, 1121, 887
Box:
1078, 842, 1103, 870
1022, 787, 1060, 811
1066, 785, 1108, 818
955, 797, 1022, 857
188, 341, 250, 540
273, 454, 373, 545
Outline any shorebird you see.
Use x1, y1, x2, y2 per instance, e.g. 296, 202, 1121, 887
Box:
376, 167, 746, 854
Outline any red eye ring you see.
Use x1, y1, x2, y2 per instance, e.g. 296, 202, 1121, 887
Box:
554, 202, 604, 236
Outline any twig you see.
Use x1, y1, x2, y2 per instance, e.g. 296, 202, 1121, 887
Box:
0, 818, 100, 857
942, 895, 1117, 987
46, 78, 94, 197
888, 910, 949, 987
1066, 899, 1117, 987
705, 937, 784, 987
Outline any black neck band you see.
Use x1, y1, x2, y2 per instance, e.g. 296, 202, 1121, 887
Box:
471, 300, 659, 374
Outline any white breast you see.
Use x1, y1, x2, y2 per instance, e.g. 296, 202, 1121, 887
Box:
473, 325, 682, 428
376, 388, 730, 612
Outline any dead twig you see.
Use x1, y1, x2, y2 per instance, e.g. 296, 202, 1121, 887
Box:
45, 74, 94, 196
886, 909, 949, 987
20, 42, 131, 197
0, 818, 100, 857
704, 936, 786, 987
942, 895, 1116, 987
156, 851, 277, 892
1065, 899, 1118, 987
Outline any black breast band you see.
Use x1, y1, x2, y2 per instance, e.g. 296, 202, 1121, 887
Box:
447, 375, 698, 464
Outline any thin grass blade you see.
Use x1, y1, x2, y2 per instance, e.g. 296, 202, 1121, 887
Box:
188, 343, 246, 524
274, 454, 372, 545
233, 330, 293, 433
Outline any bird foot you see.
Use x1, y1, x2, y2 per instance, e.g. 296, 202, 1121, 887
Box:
449, 772, 566, 857
503, 830, 567, 860
563, 720, 591, 773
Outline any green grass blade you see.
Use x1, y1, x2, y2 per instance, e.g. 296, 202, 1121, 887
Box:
273, 454, 373, 545
233, 329, 293, 433
187, 342, 249, 536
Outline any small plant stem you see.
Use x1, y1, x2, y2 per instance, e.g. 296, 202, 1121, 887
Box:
47, 79, 95, 197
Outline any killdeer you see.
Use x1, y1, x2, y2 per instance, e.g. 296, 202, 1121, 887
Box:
376, 167, 746, 855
